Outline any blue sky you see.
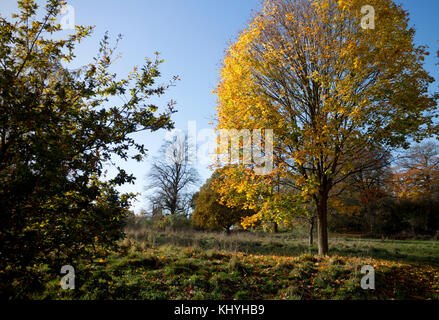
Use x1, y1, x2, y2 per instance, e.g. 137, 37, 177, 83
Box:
1, 0, 438, 213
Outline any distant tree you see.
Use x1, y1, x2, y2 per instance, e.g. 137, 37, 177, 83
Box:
146, 138, 200, 216
192, 172, 254, 232
328, 147, 391, 233
215, 0, 437, 254
190, 191, 199, 210
391, 142, 439, 199
386, 142, 439, 234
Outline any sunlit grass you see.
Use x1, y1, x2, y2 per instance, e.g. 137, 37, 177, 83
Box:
37, 243, 439, 300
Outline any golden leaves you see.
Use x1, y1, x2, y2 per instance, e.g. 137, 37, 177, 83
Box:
214, 0, 436, 231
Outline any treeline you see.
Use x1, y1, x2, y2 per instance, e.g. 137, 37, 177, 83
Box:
144, 141, 439, 240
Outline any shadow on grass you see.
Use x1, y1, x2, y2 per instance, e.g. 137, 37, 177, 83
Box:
328, 238, 439, 266
125, 228, 439, 266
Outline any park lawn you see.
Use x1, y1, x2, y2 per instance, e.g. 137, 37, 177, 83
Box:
34, 240, 439, 300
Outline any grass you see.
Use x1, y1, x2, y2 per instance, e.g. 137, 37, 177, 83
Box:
29, 226, 439, 300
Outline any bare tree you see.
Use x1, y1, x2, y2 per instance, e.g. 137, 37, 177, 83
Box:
146, 138, 200, 216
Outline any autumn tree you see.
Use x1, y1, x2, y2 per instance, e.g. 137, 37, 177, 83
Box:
385, 142, 439, 234
391, 141, 439, 199
215, 0, 437, 254
328, 147, 391, 234
0, 0, 176, 296
146, 138, 200, 216
192, 171, 254, 232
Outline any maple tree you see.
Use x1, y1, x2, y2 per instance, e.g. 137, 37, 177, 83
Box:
214, 0, 437, 254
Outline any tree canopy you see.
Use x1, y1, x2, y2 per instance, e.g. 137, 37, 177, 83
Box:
146, 138, 200, 216
192, 171, 254, 232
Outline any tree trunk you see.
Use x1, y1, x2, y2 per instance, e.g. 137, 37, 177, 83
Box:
308, 216, 314, 246
273, 221, 278, 233
316, 190, 329, 255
